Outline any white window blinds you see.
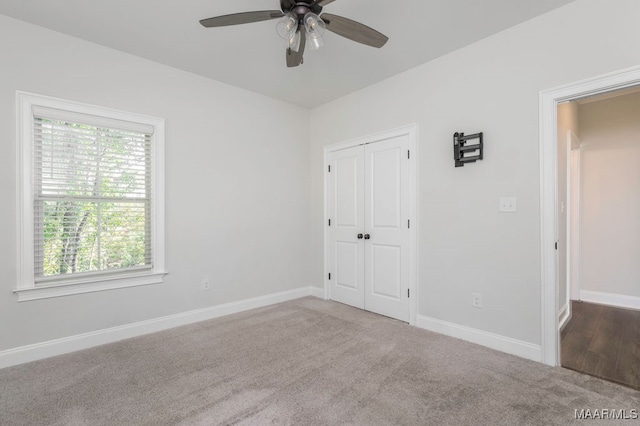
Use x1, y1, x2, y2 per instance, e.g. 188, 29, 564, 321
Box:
33, 106, 154, 283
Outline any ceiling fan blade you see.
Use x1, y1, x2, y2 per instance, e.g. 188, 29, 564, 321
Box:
286, 30, 306, 68
321, 13, 388, 48
200, 10, 284, 28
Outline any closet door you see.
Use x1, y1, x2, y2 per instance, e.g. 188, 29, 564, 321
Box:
328, 145, 365, 309
327, 136, 409, 322
363, 135, 410, 322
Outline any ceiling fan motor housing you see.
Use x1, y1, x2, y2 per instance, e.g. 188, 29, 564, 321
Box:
281, 1, 323, 19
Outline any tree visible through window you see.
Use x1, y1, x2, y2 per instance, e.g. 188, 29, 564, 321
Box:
34, 116, 152, 281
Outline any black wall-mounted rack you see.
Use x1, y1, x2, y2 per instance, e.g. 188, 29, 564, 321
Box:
454, 132, 483, 167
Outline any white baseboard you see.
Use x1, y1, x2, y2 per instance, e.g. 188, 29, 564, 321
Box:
310, 286, 325, 299
580, 290, 640, 310
558, 302, 571, 330
416, 315, 542, 362
0, 286, 320, 370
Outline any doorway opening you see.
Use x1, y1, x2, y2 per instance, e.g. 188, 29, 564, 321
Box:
540, 66, 640, 377
556, 88, 640, 390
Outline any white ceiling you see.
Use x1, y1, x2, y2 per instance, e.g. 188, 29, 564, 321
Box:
0, 0, 575, 108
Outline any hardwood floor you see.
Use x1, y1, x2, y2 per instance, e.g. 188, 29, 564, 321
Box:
561, 300, 640, 390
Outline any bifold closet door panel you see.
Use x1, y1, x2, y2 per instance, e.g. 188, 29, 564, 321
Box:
328, 145, 365, 309
363, 136, 410, 322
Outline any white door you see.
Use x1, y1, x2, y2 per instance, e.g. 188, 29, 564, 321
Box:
363, 136, 410, 321
328, 145, 365, 309
328, 135, 410, 322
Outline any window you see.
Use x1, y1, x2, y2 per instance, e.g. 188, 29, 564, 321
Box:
16, 92, 166, 301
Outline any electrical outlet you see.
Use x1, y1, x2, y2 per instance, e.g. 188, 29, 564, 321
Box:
202, 278, 210, 291
499, 197, 517, 213
472, 293, 483, 308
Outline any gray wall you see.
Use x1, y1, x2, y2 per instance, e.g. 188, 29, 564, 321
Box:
4, 0, 640, 356
0, 15, 312, 351
309, 0, 640, 345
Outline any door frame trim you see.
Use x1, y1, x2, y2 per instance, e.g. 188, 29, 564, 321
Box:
323, 124, 418, 325
539, 65, 640, 366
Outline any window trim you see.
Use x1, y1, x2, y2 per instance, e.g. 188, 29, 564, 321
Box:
15, 91, 166, 301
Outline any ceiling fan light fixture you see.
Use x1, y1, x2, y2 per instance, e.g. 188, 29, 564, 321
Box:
288, 30, 301, 52
303, 12, 325, 36
306, 33, 324, 51
303, 12, 325, 51
276, 13, 298, 40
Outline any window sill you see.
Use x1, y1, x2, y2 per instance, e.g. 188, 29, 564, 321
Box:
14, 272, 168, 302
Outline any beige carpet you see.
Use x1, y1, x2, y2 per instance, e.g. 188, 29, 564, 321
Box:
1, 297, 638, 425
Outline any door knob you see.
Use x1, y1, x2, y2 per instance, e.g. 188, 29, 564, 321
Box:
357, 234, 364, 239
364, 234, 371, 240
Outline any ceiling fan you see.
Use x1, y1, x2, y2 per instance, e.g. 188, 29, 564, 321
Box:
200, 0, 389, 68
